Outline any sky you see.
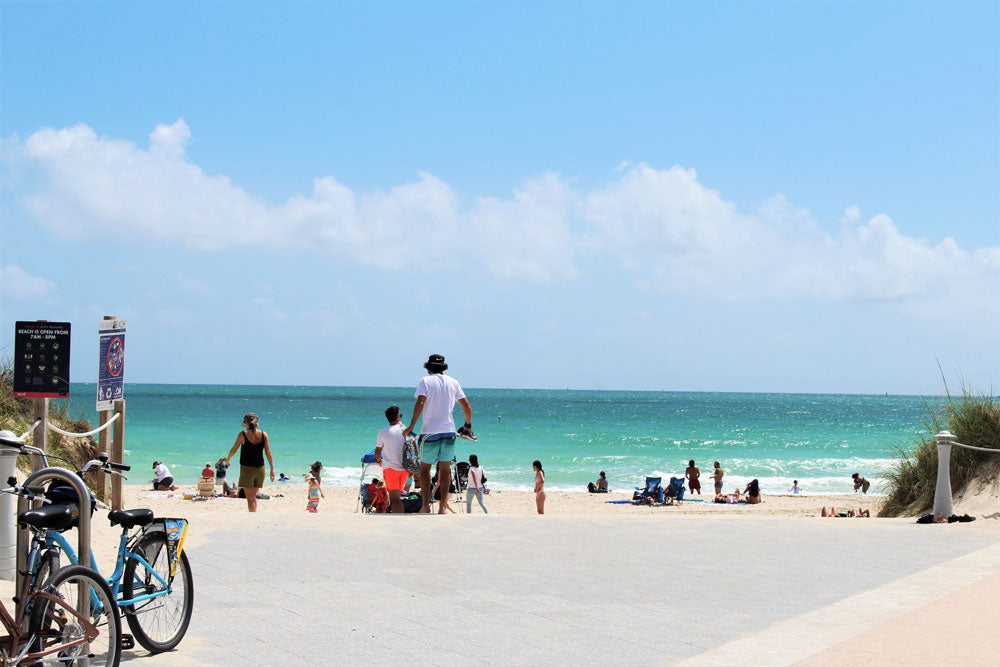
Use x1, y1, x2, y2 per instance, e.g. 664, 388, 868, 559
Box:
1, 1, 998, 394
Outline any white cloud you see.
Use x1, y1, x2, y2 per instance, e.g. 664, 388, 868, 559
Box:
8, 122, 999, 315
14, 121, 575, 282
581, 163, 999, 317
0, 265, 56, 301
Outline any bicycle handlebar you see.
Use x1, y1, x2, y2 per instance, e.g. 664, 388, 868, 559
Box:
1, 484, 49, 501
80, 457, 129, 479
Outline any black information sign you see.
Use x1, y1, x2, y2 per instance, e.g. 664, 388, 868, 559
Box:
13, 321, 71, 398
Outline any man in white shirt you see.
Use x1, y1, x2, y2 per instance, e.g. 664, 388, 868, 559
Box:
376, 405, 408, 514
403, 354, 473, 514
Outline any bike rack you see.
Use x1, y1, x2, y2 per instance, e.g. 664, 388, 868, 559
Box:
15, 468, 93, 631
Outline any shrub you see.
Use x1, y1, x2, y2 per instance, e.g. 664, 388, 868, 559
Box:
880, 388, 1000, 517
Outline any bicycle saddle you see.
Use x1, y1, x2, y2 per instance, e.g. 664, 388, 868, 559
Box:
108, 508, 154, 528
18, 505, 75, 532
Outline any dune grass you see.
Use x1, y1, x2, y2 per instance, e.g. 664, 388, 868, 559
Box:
880, 387, 1000, 517
0, 358, 105, 500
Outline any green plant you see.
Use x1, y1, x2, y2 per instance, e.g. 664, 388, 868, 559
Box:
0, 357, 104, 500
880, 386, 1000, 517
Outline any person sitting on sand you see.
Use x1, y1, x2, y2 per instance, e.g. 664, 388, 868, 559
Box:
588, 471, 608, 493
743, 479, 761, 504
152, 461, 178, 490
685, 460, 701, 495
852, 473, 871, 494
367, 478, 389, 514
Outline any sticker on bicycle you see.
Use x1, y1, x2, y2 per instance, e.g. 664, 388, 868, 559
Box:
163, 518, 188, 578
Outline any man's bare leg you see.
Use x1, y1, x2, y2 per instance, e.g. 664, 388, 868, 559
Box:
389, 489, 403, 514
437, 461, 452, 514
419, 464, 432, 513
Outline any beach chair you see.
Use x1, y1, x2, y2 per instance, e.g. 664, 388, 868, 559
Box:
634, 476, 663, 503
358, 482, 375, 513
664, 477, 686, 504
197, 477, 215, 500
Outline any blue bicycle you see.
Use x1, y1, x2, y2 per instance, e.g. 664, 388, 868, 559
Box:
35, 454, 194, 653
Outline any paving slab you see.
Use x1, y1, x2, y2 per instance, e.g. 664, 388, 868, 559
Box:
130, 515, 995, 665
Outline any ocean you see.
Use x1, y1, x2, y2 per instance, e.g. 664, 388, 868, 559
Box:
57, 384, 945, 495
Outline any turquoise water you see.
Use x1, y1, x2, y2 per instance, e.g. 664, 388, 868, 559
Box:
57, 384, 945, 495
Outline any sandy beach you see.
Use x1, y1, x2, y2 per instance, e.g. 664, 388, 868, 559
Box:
122, 484, 886, 536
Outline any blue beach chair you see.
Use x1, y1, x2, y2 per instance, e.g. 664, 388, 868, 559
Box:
634, 476, 663, 503
664, 477, 686, 504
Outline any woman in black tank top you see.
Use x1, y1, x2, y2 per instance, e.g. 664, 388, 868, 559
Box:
224, 412, 276, 512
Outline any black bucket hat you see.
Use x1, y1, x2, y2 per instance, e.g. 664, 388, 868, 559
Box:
424, 354, 448, 372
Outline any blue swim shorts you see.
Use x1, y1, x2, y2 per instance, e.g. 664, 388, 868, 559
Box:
419, 434, 456, 464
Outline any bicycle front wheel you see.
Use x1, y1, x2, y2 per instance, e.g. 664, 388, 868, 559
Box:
121, 530, 194, 652
28, 564, 122, 666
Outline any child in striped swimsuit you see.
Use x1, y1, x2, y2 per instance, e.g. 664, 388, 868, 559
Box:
305, 474, 324, 512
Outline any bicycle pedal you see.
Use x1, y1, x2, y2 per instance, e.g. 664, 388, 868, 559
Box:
121, 634, 135, 650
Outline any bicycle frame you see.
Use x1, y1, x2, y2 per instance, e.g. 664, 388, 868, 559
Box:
43, 528, 171, 610
0, 532, 101, 665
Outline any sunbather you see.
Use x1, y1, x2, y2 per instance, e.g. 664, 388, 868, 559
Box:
821, 507, 869, 517
743, 479, 761, 504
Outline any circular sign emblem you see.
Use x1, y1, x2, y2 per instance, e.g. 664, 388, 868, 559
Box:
106, 336, 124, 376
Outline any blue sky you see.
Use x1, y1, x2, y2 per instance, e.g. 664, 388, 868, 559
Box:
1, 1, 998, 394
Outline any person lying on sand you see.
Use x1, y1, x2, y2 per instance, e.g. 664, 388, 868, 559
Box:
714, 488, 743, 504
821, 507, 869, 517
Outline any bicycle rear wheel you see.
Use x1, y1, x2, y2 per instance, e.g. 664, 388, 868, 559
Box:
28, 563, 121, 666
121, 530, 193, 652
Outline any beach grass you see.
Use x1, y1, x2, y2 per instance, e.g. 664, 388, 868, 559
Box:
0, 357, 104, 499
880, 386, 1000, 517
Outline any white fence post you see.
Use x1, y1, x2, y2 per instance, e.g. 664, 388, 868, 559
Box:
932, 430, 956, 520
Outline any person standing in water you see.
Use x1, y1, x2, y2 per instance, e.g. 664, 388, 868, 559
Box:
225, 413, 276, 512
533, 460, 546, 514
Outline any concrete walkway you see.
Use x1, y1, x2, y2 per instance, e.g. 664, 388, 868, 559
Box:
126, 515, 997, 665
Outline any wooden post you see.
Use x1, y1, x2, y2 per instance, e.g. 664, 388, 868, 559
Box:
97, 409, 111, 502
31, 398, 48, 472
111, 399, 126, 510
